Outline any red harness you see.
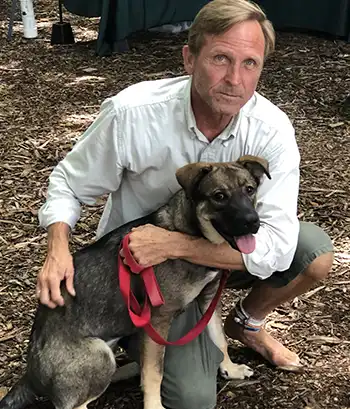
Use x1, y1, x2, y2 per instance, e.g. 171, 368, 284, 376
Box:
118, 233, 228, 346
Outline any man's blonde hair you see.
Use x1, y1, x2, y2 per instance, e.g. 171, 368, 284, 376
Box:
188, 0, 275, 58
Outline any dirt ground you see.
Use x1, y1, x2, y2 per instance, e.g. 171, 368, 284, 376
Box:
0, 1, 349, 409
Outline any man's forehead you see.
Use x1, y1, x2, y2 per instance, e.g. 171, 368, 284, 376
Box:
200, 22, 265, 56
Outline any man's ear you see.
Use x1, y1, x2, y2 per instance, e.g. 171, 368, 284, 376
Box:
237, 155, 271, 182
176, 162, 213, 197
182, 45, 195, 75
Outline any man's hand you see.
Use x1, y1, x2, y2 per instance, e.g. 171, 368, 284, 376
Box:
36, 222, 75, 309
122, 224, 185, 268
36, 248, 75, 308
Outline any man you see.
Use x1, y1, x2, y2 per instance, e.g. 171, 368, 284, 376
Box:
37, 1, 334, 408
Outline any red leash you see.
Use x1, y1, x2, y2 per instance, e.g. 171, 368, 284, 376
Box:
118, 233, 228, 346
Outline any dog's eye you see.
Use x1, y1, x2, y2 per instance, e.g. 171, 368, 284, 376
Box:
214, 192, 226, 201
245, 186, 255, 195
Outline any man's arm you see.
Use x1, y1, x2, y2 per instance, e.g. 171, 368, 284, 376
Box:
175, 235, 246, 271
37, 98, 125, 307
240, 131, 300, 278
38, 98, 125, 230
126, 225, 246, 271
36, 222, 73, 308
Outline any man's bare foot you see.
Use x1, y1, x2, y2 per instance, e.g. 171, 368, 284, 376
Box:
224, 313, 301, 369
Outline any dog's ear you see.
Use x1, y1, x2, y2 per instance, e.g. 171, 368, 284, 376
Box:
237, 155, 271, 182
176, 163, 213, 197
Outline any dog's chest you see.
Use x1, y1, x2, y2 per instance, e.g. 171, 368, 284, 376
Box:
182, 269, 221, 305
206, 269, 221, 282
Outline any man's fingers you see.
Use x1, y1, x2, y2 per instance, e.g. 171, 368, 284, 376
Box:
131, 226, 143, 231
39, 285, 57, 309
131, 224, 152, 232
48, 277, 65, 307
35, 283, 41, 299
65, 272, 76, 297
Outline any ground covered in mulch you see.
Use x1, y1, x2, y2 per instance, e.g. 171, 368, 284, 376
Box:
0, 1, 349, 408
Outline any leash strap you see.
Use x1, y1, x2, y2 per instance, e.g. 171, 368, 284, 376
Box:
118, 233, 228, 346
121, 234, 165, 307
143, 270, 228, 346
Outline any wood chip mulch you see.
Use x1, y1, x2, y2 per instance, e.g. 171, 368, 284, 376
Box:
0, 1, 349, 408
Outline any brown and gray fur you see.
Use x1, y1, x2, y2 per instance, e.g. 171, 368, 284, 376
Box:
0, 156, 270, 409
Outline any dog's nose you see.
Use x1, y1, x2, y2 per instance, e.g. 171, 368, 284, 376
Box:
243, 213, 260, 233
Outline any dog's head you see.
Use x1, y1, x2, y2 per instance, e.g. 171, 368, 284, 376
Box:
176, 156, 271, 254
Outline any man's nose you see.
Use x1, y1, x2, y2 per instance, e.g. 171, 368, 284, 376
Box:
225, 64, 242, 86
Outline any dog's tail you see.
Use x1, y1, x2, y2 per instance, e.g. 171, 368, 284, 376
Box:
0, 375, 35, 409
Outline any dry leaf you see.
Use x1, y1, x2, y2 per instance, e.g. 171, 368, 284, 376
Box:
82, 67, 98, 73
328, 122, 344, 128
306, 336, 342, 344
0, 387, 9, 399
268, 321, 289, 329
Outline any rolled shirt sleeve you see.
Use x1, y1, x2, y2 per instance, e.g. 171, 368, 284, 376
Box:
241, 127, 301, 279
38, 98, 125, 230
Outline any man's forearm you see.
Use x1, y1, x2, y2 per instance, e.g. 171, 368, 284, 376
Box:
47, 222, 71, 254
173, 233, 247, 271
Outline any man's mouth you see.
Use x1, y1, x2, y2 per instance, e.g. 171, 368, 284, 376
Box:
220, 92, 242, 99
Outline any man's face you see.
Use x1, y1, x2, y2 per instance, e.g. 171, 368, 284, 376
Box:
183, 20, 265, 116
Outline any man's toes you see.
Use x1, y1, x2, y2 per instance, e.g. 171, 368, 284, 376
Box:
271, 347, 301, 368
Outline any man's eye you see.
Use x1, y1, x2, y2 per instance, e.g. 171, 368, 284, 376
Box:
245, 59, 257, 68
214, 54, 228, 63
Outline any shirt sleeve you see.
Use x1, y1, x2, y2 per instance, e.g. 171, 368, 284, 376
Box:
241, 126, 300, 279
38, 98, 125, 230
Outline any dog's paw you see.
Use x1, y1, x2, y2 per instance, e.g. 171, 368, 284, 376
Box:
144, 404, 165, 409
219, 361, 254, 380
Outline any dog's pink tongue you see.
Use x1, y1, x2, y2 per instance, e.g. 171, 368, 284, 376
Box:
234, 235, 256, 254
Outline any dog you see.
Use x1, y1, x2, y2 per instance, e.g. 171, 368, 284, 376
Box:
0, 155, 270, 409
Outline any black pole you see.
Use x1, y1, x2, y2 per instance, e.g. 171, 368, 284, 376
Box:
59, 0, 63, 24
7, 0, 17, 41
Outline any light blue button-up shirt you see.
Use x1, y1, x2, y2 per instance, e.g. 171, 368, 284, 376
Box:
39, 75, 300, 279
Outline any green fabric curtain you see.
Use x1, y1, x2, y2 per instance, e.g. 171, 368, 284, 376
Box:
258, 0, 350, 39
63, 0, 210, 56
63, 0, 102, 18
62, 0, 350, 56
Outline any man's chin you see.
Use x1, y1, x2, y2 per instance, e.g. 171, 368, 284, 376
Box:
211, 100, 243, 116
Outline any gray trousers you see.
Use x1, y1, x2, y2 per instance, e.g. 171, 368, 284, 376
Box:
123, 222, 333, 409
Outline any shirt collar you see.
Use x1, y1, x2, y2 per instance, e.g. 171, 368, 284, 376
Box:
184, 77, 197, 138
184, 76, 239, 143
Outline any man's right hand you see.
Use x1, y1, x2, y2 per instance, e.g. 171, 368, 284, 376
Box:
36, 222, 75, 309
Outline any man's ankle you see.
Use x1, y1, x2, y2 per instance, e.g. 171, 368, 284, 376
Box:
226, 300, 266, 334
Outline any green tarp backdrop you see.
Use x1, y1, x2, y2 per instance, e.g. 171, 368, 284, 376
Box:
258, 0, 350, 39
62, 0, 350, 56
63, 0, 210, 55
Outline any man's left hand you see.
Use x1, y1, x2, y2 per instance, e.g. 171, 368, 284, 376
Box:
121, 224, 184, 269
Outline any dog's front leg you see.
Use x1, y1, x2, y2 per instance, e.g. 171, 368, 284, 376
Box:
208, 305, 254, 380
198, 281, 254, 380
140, 316, 171, 409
